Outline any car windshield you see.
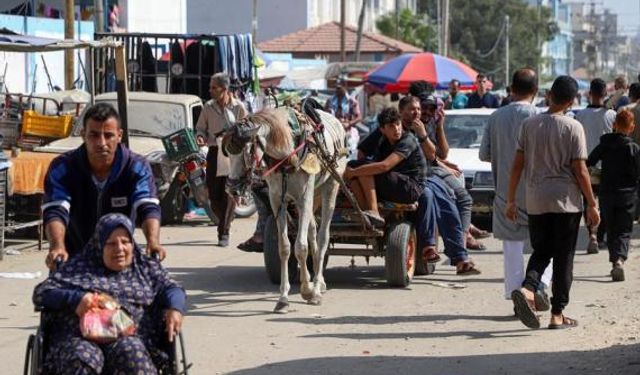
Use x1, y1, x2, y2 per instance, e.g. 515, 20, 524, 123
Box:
72, 100, 188, 137
443, 114, 488, 149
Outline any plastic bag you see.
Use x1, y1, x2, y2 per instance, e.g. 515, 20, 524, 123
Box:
79, 294, 136, 343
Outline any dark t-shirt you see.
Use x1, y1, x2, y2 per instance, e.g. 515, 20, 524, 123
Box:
358, 129, 427, 182
467, 92, 499, 108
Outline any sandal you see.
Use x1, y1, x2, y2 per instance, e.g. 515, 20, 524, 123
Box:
470, 226, 491, 239
237, 238, 264, 253
456, 261, 481, 276
511, 289, 541, 329
422, 247, 441, 264
363, 210, 385, 227
548, 316, 578, 330
466, 237, 487, 251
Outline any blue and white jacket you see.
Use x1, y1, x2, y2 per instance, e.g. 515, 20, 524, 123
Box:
42, 144, 161, 256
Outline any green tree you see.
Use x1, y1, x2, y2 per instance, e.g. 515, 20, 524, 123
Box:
376, 8, 436, 52
418, 0, 558, 87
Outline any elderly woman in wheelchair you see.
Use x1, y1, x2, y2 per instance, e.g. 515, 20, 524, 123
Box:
31, 213, 186, 374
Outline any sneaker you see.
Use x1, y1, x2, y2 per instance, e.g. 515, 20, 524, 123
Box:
611, 261, 625, 282
218, 235, 230, 247
586, 237, 599, 254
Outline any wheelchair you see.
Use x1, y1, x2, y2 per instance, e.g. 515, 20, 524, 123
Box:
23, 306, 191, 375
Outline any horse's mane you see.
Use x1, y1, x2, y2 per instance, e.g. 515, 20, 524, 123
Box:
250, 108, 292, 158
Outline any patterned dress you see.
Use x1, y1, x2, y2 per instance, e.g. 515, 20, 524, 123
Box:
33, 213, 186, 374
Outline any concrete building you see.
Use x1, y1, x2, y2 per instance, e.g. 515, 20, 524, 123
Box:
525, 0, 573, 78
186, 0, 417, 42
569, 2, 630, 79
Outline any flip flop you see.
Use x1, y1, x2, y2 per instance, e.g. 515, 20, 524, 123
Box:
548, 316, 578, 330
470, 228, 491, 239
363, 210, 385, 227
423, 248, 441, 264
466, 239, 487, 251
456, 261, 481, 276
511, 289, 541, 329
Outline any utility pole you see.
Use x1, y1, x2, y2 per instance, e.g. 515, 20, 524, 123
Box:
340, 0, 346, 62
355, 0, 368, 62
94, 0, 104, 32
505, 15, 510, 86
395, 0, 399, 40
252, 0, 258, 42
64, 0, 74, 90
436, 0, 441, 54
442, 0, 449, 56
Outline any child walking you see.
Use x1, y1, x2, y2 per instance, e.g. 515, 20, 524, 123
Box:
587, 109, 640, 281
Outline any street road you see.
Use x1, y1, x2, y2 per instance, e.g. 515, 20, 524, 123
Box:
1, 215, 639, 374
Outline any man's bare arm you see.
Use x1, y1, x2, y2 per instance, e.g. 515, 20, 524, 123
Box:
45, 220, 68, 268
142, 217, 166, 260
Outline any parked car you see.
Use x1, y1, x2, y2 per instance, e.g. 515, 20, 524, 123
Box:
35, 92, 256, 224
443, 108, 495, 219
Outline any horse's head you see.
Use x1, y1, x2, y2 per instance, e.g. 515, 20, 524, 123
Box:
222, 121, 262, 197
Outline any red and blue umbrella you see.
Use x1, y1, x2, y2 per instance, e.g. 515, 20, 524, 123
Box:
365, 52, 490, 93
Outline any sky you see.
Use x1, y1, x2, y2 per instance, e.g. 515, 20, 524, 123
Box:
600, 0, 640, 36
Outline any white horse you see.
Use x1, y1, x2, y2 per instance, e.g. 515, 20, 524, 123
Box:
223, 105, 346, 313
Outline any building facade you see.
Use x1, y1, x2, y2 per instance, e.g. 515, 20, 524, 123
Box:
525, 0, 573, 78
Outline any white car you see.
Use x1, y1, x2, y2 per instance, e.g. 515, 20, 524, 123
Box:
443, 108, 496, 217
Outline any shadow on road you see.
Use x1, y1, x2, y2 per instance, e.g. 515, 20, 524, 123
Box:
268, 313, 518, 325
226, 343, 640, 375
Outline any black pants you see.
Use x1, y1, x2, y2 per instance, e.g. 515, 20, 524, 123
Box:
601, 192, 636, 263
524, 212, 581, 315
206, 146, 236, 238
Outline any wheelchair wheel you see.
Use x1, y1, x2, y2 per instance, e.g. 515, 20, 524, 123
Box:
166, 332, 191, 375
23, 329, 44, 375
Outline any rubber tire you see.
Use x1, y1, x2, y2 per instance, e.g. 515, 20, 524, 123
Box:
263, 215, 316, 285
384, 221, 416, 287
264, 215, 297, 284
234, 190, 257, 218
160, 178, 186, 225
414, 247, 437, 276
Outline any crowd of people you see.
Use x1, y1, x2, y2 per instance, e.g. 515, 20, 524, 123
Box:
30, 67, 640, 371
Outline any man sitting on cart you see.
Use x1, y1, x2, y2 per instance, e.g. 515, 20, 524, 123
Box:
343, 107, 426, 226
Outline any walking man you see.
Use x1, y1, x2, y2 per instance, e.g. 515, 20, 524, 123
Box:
575, 78, 615, 253
479, 68, 551, 307
196, 73, 247, 247
507, 76, 599, 329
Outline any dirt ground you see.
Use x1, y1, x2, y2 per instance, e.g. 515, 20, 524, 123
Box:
1, 216, 639, 374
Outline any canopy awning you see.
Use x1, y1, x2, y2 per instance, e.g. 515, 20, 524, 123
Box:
0, 28, 121, 52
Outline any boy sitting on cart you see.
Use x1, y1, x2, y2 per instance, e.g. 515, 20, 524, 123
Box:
343, 107, 427, 226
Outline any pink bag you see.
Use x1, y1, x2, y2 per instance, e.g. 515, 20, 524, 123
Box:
79, 294, 136, 343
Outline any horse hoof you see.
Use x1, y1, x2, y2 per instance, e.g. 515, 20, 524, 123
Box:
301, 290, 314, 301
308, 295, 322, 306
274, 301, 290, 314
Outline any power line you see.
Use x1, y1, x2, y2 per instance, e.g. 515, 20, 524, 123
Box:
473, 17, 507, 58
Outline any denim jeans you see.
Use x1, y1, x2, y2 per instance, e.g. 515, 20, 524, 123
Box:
414, 176, 469, 265
431, 165, 472, 232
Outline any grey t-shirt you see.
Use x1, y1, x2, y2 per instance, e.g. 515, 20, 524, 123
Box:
517, 113, 587, 214
575, 106, 615, 154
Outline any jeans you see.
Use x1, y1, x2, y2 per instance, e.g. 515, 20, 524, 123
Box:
523, 212, 581, 315
600, 192, 636, 263
431, 165, 472, 232
414, 176, 469, 265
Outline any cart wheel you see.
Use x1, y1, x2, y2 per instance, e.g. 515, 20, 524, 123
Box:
384, 221, 416, 287
415, 247, 437, 276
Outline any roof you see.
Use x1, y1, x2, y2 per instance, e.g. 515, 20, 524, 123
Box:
258, 22, 422, 54
96, 92, 202, 106
0, 28, 121, 52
